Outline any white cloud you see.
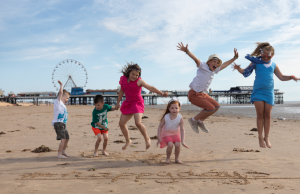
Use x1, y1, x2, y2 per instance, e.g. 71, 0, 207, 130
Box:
72, 24, 82, 31
98, 0, 300, 76
0, 46, 94, 61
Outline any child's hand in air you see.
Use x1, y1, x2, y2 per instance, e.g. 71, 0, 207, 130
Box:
58, 80, 63, 85
231, 62, 240, 71
162, 92, 168, 97
291, 76, 299, 82
156, 139, 161, 147
234, 48, 239, 59
177, 42, 188, 53
181, 142, 189, 149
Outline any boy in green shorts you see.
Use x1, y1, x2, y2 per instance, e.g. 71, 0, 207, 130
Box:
91, 95, 118, 156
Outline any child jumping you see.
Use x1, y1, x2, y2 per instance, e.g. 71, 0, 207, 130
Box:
52, 81, 70, 159
156, 97, 189, 164
116, 62, 168, 150
91, 95, 118, 156
233, 42, 299, 148
177, 42, 239, 133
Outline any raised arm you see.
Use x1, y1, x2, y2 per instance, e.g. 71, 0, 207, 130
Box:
137, 79, 168, 97
177, 42, 201, 67
57, 80, 63, 102
180, 118, 189, 149
156, 118, 165, 147
232, 62, 253, 74
116, 88, 124, 110
219, 48, 239, 71
274, 65, 299, 81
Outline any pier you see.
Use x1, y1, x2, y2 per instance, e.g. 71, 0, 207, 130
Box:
0, 86, 284, 105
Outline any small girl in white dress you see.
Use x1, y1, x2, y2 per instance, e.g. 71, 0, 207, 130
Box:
157, 98, 189, 164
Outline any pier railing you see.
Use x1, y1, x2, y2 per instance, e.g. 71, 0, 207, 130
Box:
0, 92, 284, 105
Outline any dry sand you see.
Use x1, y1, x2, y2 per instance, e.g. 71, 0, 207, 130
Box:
1, 105, 300, 194
0, 102, 34, 107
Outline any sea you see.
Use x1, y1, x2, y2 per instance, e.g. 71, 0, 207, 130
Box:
146, 101, 300, 120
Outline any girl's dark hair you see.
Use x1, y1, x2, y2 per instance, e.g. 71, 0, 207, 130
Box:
120, 62, 141, 77
94, 95, 104, 104
160, 101, 181, 121
251, 42, 275, 56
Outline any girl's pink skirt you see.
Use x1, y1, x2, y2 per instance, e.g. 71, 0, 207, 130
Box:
160, 134, 181, 148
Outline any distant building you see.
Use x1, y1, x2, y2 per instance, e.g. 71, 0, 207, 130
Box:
174, 90, 189, 95
17, 92, 57, 97
0, 90, 3, 98
8, 92, 15, 97
211, 86, 280, 94
86, 89, 118, 95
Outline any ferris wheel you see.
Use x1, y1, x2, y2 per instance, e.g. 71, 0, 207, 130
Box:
52, 59, 88, 92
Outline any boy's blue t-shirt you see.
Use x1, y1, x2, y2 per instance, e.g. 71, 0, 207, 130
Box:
91, 104, 112, 129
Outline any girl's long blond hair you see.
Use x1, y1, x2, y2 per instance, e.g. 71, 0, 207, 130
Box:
160, 100, 181, 121
251, 42, 275, 56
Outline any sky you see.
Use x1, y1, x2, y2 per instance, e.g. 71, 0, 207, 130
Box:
1, 0, 300, 101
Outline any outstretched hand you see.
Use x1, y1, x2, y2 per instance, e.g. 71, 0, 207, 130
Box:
177, 42, 188, 53
234, 48, 239, 59
156, 139, 161, 147
162, 92, 168, 97
231, 62, 240, 71
292, 76, 299, 82
182, 142, 189, 149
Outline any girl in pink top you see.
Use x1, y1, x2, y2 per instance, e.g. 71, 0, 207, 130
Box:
116, 62, 168, 150
157, 98, 189, 164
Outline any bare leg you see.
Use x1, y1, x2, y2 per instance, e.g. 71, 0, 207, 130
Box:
263, 103, 273, 148
254, 101, 266, 148
57, 139, 67, 158
134, 113, 151, 150
102, 133, 109, 155
194, 107, 219, 121
62, 139, 69, 157
94, 134, 102, 156
174, 142, 182, 164
119, 114, 134, 150
165, 142, 173, 164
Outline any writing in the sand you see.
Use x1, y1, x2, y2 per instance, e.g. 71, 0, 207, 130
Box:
17, 170, 280, 185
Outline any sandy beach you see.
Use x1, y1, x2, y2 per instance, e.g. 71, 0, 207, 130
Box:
1, 105, 300, 194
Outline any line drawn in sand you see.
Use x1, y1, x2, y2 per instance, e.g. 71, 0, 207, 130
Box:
16, 170, 300, 187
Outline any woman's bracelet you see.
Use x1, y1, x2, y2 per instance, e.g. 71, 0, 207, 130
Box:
186, 50, 189, 54
234, 56, 238, 59
291, 75, 295, 79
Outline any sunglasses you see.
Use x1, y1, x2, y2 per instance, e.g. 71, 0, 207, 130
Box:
260, 49, 273, 59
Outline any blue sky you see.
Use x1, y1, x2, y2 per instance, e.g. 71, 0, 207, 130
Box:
1, 0, 300, 101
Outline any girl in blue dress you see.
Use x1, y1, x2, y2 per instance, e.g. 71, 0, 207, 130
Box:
233, 42, 299, 148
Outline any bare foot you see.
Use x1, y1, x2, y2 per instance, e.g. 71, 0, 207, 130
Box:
102, 151, 109, 156
57, 155, 67, 159
122, 139, 132, 150
93, 153, 99, 156
146, 138, 151, 150
165, 159, 170, 164
258, 137, 266, 148
62, 152, 70, 157
175, 160, 183, 164
264, 137, 272, 148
